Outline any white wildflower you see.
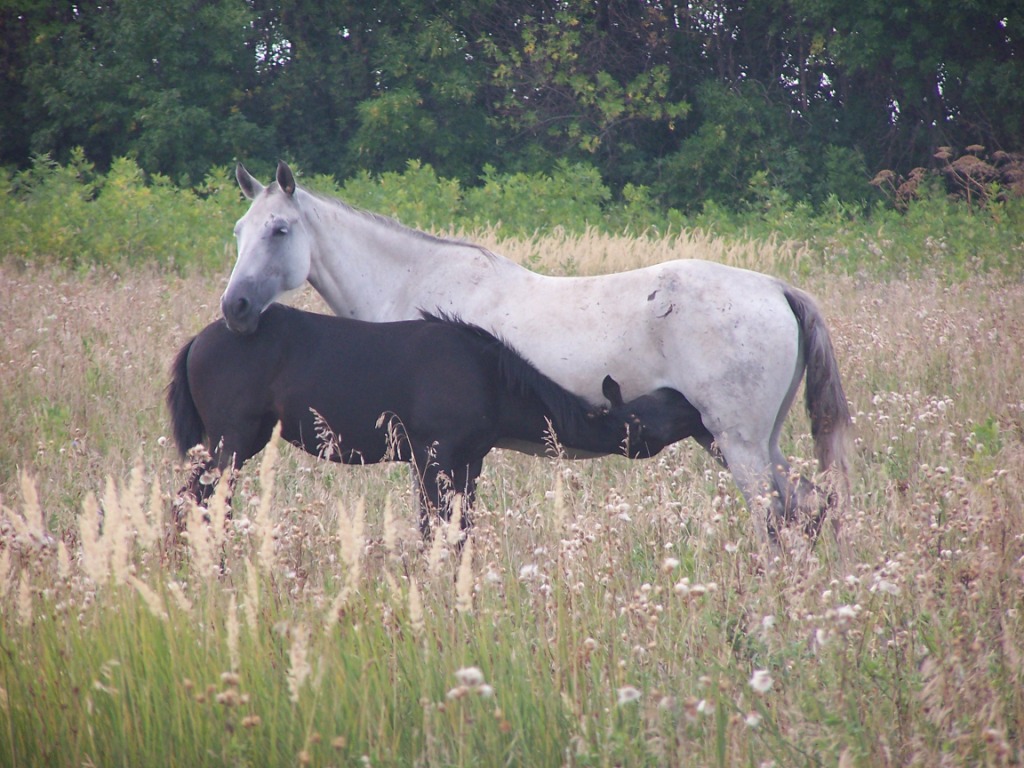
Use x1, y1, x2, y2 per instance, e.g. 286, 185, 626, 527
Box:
518, 564, 539, 581
749, 669, 773, 694
871, 578, 899, 596
836, 604, 859, 620
616, 686, 642, 705
455, 666, 485, 688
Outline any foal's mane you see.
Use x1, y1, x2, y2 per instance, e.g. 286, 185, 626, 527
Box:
297, 184, 499, 261
420, 310, 595, 434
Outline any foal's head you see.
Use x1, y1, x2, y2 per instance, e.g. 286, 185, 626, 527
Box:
600, 375, 698, 459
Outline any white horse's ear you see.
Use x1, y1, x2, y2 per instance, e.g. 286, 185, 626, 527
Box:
277, 161, 296, 196
236, 163, 264, 200
602, 375, 624, 407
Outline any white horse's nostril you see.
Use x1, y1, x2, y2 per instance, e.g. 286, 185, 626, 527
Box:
222, 293, 250, 320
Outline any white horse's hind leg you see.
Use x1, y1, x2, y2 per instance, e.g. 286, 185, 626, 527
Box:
764, 326, 832, 539
710, 434, 787, 553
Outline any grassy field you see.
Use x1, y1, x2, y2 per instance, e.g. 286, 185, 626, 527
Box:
1, 230, 1022, 767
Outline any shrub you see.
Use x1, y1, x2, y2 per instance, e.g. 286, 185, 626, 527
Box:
462, 161, 611, 234
339, 160, 463, 232
1, 150, 244, 272
2, 149, 1022, 280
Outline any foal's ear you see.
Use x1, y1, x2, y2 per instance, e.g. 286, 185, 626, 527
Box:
277, 161, 296, 196
236, 163, 264, 200
602, 375, 625, 407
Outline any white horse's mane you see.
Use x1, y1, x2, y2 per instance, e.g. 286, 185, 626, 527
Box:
300, 184, 499, 261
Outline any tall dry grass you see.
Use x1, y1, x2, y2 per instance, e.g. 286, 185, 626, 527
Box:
470, 224, 809, 276
1, 231, 1022, 766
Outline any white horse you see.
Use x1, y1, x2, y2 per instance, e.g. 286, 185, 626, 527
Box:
222, 162, 851, 548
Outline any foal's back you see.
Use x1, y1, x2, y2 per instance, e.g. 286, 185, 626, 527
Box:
186, 304, 512, 465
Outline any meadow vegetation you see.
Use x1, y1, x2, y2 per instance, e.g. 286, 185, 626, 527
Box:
3, 153, 1023, 280
1, 169, 1023, 766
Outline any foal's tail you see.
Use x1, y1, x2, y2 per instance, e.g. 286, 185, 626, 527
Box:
783, 286, 852, 479
166, 337, 206, 458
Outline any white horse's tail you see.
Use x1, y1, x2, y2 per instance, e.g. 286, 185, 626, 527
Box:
783, 286, 852, 479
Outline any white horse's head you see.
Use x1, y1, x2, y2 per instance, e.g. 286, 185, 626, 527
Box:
221, 161, 312, 334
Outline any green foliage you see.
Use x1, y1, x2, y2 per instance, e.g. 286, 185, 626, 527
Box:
817, 145, 871, 206
462, 162, 611, 234
690, 172, 1024, 279
662, 81, 772, 209
651, 81, 862, 213
349, 88, 440, 169
340, 160, 464, 232
15, 0, 274, 183
607, 182, 689, 236
483, 5, 689, 162
3, 150, 1022, 280
1, 151, 245, 272
347, 17, 494, 181
5, 1, 1023, 210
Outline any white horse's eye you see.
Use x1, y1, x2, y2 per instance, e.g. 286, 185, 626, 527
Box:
272, 224, 289, 236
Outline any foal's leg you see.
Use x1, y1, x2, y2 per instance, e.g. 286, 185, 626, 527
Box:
179, 419, 271, 522
411, 445, 447, 540
444, 459, 482, 550
174, 447, 241, 535
451, 458, 481, 528
413, 449, 481, 548
417, 465, 464, 533
173, 440, 225, 530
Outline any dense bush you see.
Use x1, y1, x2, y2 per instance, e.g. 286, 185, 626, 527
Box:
2, 151, 1022, 279
336, 160, 464, 232
1, 151, 246, 273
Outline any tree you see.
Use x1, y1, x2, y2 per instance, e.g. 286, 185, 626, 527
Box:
792, 0, 1024, 169
345, 14, 496, 180
238, 0, 379, 178
2, 0, 1021, 209
0, 2, 61, 167
19, 0, 271, 183
481, 1, 690, 184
